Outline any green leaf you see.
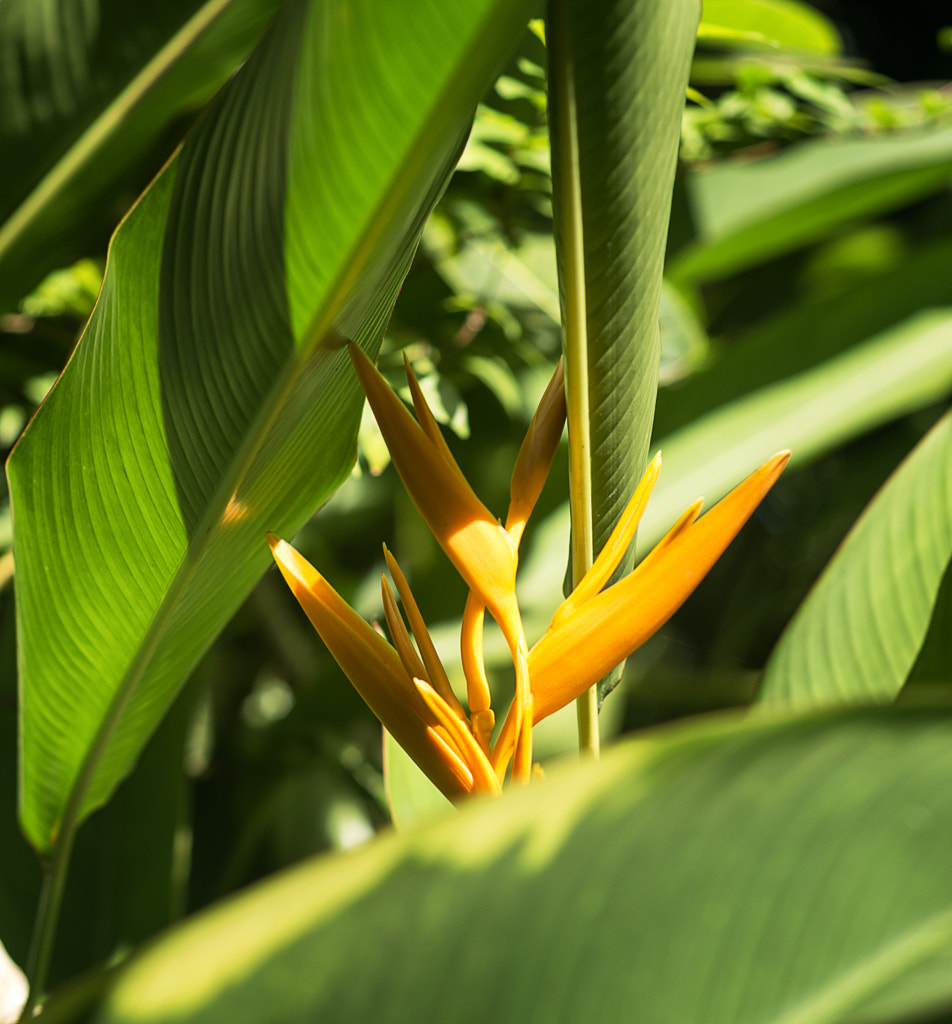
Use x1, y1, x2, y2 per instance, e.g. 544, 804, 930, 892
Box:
642, 309, 952, 549
758, 410, 952, 708
669, 129, 952, 285
658, 278, 710, 384
0, 0, 283, 310
49, 687, 192, 986
91, 707, 952, 1024
9, 0, 537, 855
383, 730, 453, 830
425, 226, 707, 380
847, 945, 952, 1024
654, 232, 952, 441
547, 0, 698, 701
907, 558, 952, 687
426, 229, 562, 322
699, 0, 841, 55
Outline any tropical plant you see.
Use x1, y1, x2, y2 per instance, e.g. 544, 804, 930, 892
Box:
1, 0, 952, 1022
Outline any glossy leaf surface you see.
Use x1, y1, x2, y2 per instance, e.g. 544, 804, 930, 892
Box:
94, 707, 952, 1024
547, 0, 697, 698
758, 409, 952, 708
9, 0, 536, 854
654, 235, 952, 441
670, 129, 952, 284
698, 0, 840, 54
642, 309, 952, 548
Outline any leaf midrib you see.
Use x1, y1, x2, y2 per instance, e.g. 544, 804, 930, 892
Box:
51, 0, 526, 850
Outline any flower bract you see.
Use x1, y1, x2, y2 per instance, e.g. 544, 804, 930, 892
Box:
269, 346, 789, 800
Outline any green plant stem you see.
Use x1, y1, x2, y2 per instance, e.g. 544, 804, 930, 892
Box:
19, 657, 136, 1019
19, 823, 76, 1021
550, 0, 599, 758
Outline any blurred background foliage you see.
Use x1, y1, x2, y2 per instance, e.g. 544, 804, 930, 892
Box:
2, 0, 952, 989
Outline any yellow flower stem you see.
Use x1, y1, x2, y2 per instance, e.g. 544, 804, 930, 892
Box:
460, 591, 494, 754
489, 704, 518, 780
513, 694, 535, 783
550, 0, 598, 758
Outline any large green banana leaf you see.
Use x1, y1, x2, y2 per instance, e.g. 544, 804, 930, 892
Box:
757, 408, 952, 708
87, 706, 952, 1024
547, 0, 697, 700
0, 0, 283, 311
643, 309, 952, 546
8, 0, 537, 855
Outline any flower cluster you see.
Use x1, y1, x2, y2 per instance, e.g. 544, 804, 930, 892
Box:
269, 344, 788, 800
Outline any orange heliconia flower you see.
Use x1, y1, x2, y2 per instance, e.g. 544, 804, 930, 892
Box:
269, 346, 789, 799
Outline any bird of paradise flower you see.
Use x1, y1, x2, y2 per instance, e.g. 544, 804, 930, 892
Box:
269, 344, 789, 802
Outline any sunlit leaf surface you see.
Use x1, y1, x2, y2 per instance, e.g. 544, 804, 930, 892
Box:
94, 708, 952, 1024
699, 0, 841, 55
670, 129, 952, 284
758, 409, 952, 708
642, 310, 952, 549
9, 0, 536, 854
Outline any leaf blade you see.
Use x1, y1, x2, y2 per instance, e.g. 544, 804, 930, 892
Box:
642, 309, 952, 549
758, 409, 952, 708
670, 129, 952, 285
548, 0, 698, 700
91, 707, 952, 1024
10, 0, 537, 854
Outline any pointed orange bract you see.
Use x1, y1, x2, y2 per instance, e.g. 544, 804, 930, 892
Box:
506, 359, 566, 546
269, 347, 790, 803
528, 451, 790, 721
349, 344, 522, 647
383, 546, 465, 719
553, 450, 662, 625
413, 680, 501, 795
268, 535, 468, 801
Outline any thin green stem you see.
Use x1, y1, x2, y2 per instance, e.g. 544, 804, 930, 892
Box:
19, 822, 76, 1021
549, 0, 599, 758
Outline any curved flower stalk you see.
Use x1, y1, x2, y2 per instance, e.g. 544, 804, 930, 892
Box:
269, 348, 789, 799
